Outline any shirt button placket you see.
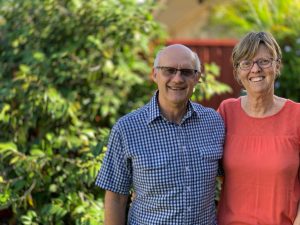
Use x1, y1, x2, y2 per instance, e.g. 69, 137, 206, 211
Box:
179, 125, 193, 222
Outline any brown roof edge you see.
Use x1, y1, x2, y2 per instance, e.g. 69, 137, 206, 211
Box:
167, 39, 238, 46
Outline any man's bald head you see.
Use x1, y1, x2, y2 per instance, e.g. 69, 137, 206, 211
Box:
153, 44, 201, 72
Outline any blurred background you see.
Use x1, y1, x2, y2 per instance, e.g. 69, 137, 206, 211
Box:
1, 0, 300, 224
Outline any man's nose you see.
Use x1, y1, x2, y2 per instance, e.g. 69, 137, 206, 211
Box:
172, 70, 185, 81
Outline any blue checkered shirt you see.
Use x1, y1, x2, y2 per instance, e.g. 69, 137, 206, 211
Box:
96, 92, 225, 225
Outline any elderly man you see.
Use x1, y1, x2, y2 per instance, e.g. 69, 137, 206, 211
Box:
95, 44, 225, 224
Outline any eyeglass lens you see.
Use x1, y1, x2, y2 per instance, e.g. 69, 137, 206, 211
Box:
239, 58, 273, 70
157, 67, 197, 77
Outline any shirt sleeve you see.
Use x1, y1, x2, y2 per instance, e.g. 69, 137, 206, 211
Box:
95, 124, 132, 195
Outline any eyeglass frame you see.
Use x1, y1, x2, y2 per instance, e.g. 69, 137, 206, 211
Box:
238, 58, 280, 71
155, 66, 199, 78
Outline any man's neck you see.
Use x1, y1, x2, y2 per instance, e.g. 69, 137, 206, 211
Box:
158, 101, 188, 124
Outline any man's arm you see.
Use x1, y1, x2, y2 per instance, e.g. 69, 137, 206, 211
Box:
104, 190, 129, 225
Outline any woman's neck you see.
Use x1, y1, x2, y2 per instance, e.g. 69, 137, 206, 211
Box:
241, 94, 285, 118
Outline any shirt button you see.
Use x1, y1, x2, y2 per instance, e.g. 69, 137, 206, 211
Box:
185, 166, 190, 172
182, 146, 186, 151
187, 186, 191, 192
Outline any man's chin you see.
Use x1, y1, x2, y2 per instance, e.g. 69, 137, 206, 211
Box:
168, 98, 187, 106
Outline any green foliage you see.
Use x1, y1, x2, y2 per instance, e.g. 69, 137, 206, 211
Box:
0, 0, 165, 223
211, 0, 300, 101
0, 0, 233, 222
192, 63, 232, 102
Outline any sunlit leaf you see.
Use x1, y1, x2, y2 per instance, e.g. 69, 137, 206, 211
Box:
0, 142, 18, 152
30, 149, 45, 157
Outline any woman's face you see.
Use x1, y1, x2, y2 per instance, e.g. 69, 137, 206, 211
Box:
236, 44, 280, 97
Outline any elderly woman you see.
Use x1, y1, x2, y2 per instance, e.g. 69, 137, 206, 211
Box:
217, 31, 300, 225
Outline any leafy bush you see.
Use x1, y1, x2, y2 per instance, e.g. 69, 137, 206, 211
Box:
0, 0, 232, 223
192, 63, 232, 102
0, 0, 165, 223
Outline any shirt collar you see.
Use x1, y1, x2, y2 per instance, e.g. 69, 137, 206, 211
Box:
147, 91, 199, 124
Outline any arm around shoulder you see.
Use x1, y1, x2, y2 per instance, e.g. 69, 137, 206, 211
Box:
104, 190, 129, 225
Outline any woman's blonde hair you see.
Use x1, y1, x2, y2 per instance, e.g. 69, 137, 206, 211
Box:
232, 31, 282, 80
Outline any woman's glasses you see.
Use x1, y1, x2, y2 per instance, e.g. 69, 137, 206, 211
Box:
238, 58, 278, 70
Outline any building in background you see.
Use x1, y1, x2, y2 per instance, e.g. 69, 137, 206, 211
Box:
154, 0, 242, 109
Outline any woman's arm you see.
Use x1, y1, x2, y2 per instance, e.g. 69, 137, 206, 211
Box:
293, 201, 300, 225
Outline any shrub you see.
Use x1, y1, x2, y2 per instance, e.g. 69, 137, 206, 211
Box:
0, 0, 165, 223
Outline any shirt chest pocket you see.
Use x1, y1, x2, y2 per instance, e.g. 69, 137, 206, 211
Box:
133, 154, 177, 189
134, 154, 170, 170
193, 145, 223, 167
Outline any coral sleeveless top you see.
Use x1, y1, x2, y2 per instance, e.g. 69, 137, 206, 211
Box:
217, 98, 300, 225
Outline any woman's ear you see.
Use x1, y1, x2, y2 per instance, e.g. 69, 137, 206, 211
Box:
234, 69, 243, 86
275, 59, 282, 78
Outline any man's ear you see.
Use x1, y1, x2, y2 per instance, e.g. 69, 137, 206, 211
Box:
194, 72, 201, 84
152, 68, 157, 82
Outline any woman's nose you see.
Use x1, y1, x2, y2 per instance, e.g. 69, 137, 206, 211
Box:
250, 61, 262, 72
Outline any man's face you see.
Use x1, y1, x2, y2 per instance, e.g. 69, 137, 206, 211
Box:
152, 45, 200, 110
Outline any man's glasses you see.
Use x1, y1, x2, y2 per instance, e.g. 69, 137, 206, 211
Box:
156, 66, 198, 78
238, 58, 277, 71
